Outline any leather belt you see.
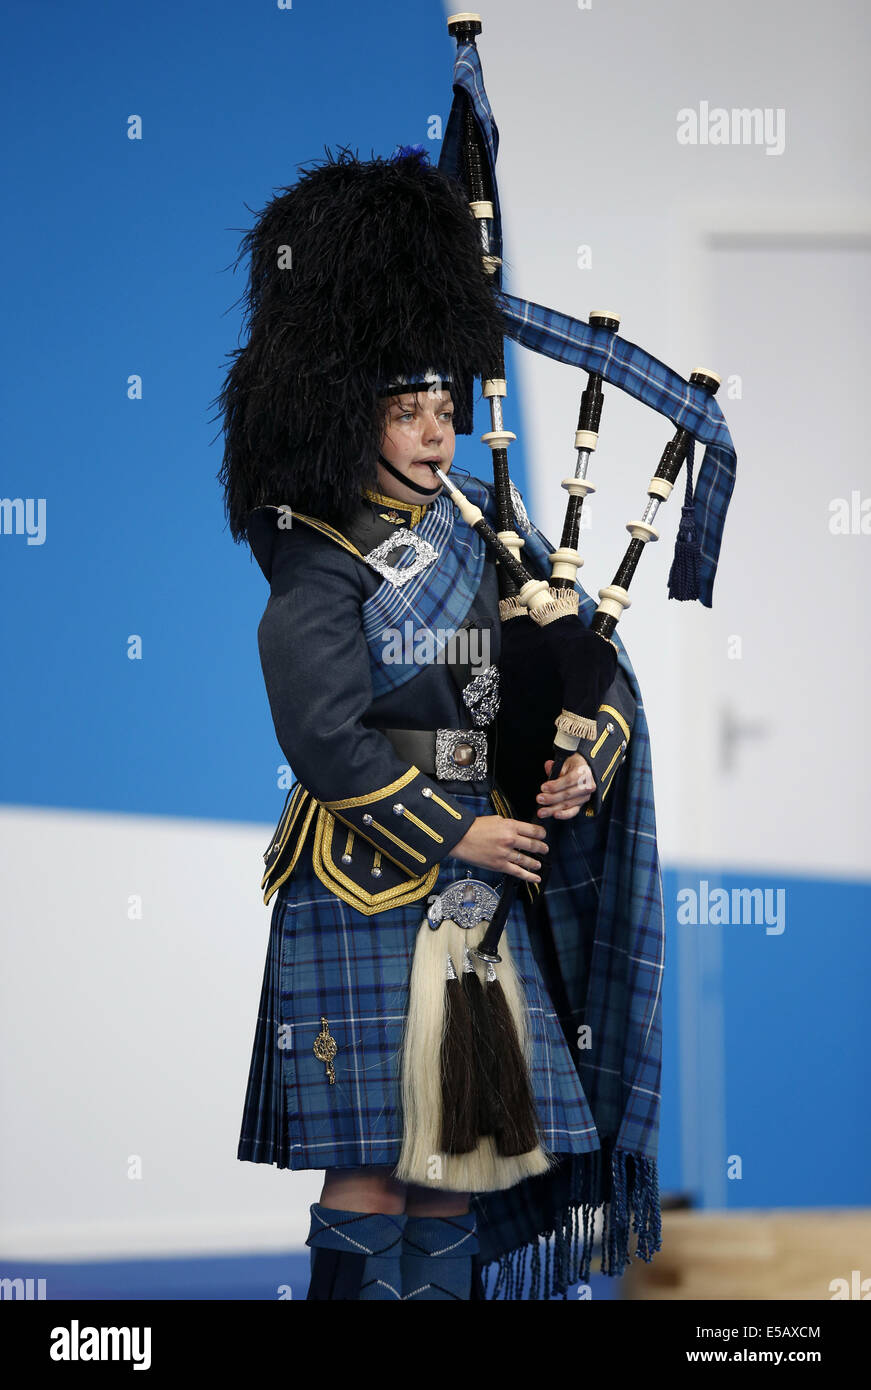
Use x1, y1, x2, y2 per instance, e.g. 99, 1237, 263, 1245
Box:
375, 725, 495, 785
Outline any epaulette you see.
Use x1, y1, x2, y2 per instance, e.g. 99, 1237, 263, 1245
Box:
246, 504, 364, 585
246, 497, 435, 585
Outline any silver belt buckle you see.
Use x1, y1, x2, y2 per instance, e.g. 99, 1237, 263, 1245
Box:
434, 728, 487, 781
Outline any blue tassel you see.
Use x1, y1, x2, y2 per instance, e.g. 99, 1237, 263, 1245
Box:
667, 437, 702, 601
390, 142, 429, 165
480, 1143, 661, 1297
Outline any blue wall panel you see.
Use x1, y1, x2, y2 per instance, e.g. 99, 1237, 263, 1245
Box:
0, 0, 529, 825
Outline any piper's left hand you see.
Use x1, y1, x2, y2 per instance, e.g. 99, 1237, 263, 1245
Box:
537, 754, 596, 818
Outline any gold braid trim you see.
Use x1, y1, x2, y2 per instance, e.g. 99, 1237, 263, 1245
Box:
260, 783, 307, 887
555, 708, 599, 741
313, 807, 439, 915
291, 514, 365, 559
424, 788, 463, 819
600, 744, 624, 782
262, 797, 319, 904
361, 487, 428, 528
598, 702, 632, 743
321, 765, 421, 810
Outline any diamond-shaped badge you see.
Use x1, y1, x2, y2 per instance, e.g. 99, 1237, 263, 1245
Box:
362, 527, 439, 587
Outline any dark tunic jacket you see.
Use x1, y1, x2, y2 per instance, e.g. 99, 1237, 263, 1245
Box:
247, 485, 635, 916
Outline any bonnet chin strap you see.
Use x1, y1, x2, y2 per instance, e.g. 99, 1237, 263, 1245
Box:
377, 452, 444, 498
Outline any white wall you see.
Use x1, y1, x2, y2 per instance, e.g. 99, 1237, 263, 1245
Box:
0, 809, 321, 1259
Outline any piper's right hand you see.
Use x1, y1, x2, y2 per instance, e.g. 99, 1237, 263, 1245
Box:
450, 815, 548, 883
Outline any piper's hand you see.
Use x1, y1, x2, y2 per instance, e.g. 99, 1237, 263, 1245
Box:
451, 816, 548, 883
537, 754, 596, 818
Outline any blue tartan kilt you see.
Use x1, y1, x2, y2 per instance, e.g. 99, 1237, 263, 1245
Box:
237, 789, 601, 1175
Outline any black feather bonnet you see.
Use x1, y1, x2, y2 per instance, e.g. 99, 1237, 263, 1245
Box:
215, 145, 508, 542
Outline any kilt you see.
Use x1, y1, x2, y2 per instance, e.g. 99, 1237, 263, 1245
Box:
237, 788, 601, 1175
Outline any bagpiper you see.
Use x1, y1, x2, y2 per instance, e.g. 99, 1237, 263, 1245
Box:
217, 144, 662, 1300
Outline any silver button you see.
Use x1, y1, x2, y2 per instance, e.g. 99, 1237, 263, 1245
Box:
341, 853, 352, 864
362, 813, 373, 825
371, 867, 382, 878
606, 721, 614, 732
393, 803, 405, 815
421, 787, 432, 798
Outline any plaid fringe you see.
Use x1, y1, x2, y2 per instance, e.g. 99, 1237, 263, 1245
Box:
479, 1141, 662, 1300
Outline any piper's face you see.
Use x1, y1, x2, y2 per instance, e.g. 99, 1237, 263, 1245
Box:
377, 388, 455, 503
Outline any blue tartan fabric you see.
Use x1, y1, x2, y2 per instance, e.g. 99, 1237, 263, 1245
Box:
437, 38, 737, 610
361, 490, 484, 698
401, 1211, 479, 1301
460, 482, 666, 1293
496, 293, 737, 608
469, 521, 666, 1294
438, 39, 504, 290
306, 1204, 405, 1301
237, 790, 603, 1171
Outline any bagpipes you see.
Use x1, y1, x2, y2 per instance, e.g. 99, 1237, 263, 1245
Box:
439, 10, 722, 951
396, 12, 732, 1192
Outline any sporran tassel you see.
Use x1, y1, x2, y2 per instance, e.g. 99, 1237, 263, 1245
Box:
461, 947, 502, 1140
483, 973, 540, 1157
395, 913, 554, 1192
439, 956, 479, 1154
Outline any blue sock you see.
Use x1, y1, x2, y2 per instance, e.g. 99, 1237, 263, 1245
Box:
306, 1203, 406, 1301
401, 1210, 479, 1300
